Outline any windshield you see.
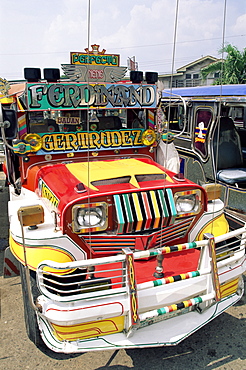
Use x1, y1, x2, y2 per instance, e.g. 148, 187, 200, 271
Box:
28, 108, 147, 134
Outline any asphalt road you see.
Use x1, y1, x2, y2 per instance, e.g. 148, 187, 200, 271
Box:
0, 176, 246, 370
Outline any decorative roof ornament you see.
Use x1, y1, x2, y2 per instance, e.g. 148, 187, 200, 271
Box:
0, 77, 10, 97
61, 64, 127, 83
84, 44, 106, 55
64, 44, 126, 83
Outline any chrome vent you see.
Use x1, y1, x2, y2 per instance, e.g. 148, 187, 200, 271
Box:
91, 176, 131, 186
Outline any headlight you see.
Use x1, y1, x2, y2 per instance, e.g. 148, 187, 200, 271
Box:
72, 202, 108, 233
78, 208, 103, 227
174, 190, 201, 216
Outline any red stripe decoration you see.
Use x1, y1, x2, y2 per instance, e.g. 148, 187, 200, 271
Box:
4, 257, 20, 276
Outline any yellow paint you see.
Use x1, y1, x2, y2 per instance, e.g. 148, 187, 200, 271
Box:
9, 236, 75, 273
220, 278, 239, 298
0, 96, 13, 104
51, 316, 125, 341
66, 158, 173, 191
197, 214, 229, 240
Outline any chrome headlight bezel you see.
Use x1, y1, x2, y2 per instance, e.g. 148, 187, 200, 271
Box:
174, 190, 202, 216
72, 202, 108, 233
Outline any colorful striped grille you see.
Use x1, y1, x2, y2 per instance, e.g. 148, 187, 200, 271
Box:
114, 189, 177, 234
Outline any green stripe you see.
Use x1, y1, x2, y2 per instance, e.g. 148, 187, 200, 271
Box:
153, 279, 163, 287
149, 251, 158, 257
191, 271, 200, 277
157, 307, 167, 315
166, 188, 177, 222
188, 242, 197, 249
123, 194, 133, 225
194, 296, 203, 304
157, 189, 168, 218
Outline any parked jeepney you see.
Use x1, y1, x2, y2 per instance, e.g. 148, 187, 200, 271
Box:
1, 50, 245, 353
161, 85, 246, 227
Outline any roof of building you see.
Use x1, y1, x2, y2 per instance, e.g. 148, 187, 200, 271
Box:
176, 55, 219, 73
159, 55, 220, 78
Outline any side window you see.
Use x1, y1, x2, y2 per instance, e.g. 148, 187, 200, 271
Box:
193, 108, 213, 158
229, 106, 244, 129
159, 104, 188, 134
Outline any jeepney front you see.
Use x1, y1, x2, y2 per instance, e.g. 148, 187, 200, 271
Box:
2, 68, 246, 353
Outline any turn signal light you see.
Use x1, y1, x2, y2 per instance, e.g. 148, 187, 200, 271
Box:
202, 183, 222, 201
18, 205, 44, 227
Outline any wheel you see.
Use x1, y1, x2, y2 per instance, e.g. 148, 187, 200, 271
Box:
20, 264, 43, 347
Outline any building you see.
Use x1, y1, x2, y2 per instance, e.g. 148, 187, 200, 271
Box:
158, 55, 220, 90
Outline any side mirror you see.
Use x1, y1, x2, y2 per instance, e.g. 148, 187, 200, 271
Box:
0, 105, 18, 140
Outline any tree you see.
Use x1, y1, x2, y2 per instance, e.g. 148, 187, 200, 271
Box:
201, 44, 246, 84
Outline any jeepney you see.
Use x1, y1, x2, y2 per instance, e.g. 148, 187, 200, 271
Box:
161, 85, 246, 227
1, 49, 245, 353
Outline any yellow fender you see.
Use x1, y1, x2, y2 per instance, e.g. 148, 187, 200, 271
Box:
196, 214, 229, 240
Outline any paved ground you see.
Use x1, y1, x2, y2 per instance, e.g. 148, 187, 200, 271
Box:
0, 175, 246, 369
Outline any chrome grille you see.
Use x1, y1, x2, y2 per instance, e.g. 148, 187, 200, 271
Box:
155, 217, 194, 247
83, 218, 193, 255
83, 235, 136, 255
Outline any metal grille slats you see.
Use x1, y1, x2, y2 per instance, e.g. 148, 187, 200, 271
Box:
83, 218, 193, 255
83, 235, 136, 255
155, 218, 193, 247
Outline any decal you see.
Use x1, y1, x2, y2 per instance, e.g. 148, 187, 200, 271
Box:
194, 109, 212, 157
220, 278, 239, 298
18, 113, 27, 137
38, 178, 59, 210
56, 116, 80, 125
148, 110, 155, 128
195, 122, 208, 143
9, 236, 75, 273
51, 316, 124, 341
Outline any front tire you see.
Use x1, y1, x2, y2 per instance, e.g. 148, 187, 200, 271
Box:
20, 264, 43, 348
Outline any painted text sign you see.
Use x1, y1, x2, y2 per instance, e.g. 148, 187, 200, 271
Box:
70, 52, 120, 66
37, 129, 145, 155
26, 83, 156, 110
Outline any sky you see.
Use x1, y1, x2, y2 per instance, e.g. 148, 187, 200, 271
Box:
0, 0, 245, 81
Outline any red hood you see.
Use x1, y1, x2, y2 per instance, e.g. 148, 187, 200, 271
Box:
32, 157, 199, 214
